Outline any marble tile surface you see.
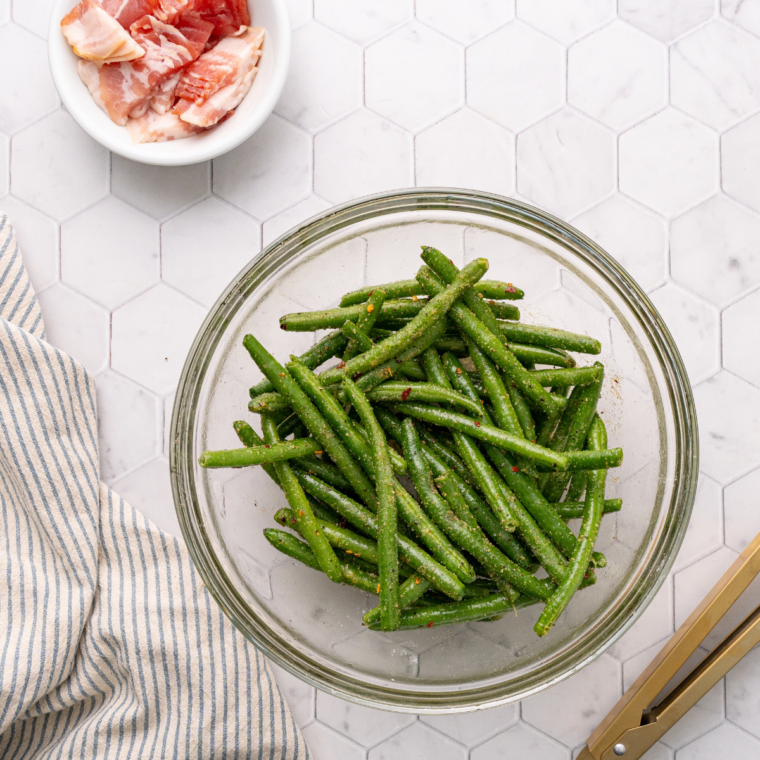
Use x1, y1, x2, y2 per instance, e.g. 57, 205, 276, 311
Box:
3, 2, 760, 757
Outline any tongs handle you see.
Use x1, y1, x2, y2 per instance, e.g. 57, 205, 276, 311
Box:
578, 530, 760, 760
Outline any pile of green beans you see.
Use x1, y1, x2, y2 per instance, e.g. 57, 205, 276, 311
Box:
200, 246, 623, 637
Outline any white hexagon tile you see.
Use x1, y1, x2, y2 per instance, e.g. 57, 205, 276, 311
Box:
3, 2, 760, 758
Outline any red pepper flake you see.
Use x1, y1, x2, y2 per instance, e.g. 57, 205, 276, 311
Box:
290, 519, 297, 525
280, 373, 285, 378
512, 466, 519, 472
505, 284, 517, 293
474, 421, 481, 427
414, 577, 421, 585
337, 361, 346, 369
298, 510, 305, 517
401, 387, 412, 401
281, 324, 287, 330
448, 259, 453, 264
456, 367, 462, 374
376, 583, 381, 594
426, 621, 434, 628
367, 304, 375, 313
368, 290, 374, 297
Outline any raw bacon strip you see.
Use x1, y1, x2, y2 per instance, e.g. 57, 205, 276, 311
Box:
149, 71, 181, 114
61, 0, 144, 62
175, 26, 263, 127
126, 110, 205, 143
99, 0, 191, 28
99, 0, 153, 29
78, 16, 208, 125
193, 0, 250, 38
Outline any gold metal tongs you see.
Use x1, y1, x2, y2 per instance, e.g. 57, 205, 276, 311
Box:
577, 530, 760, 760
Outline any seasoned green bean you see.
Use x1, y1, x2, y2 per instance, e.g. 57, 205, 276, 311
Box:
248, 391, 292, 415
529, 366, 604, 387
341, 279, 524, 307
536, 448, 623, 472
342, 378, 400, 630
344, 288, 386, 360
280, 298, 430, 332
552, 498, 622, 519
242, 334, 379, 509
416, 267, 566, 415
233, 420, 280, 484
341, 319, 374, 354
535, 414, 608, 636
264, 529, 379, 594
416, 425, 476, 487
292, 468, 465, 599
199, 437, 321, 468
507, 383, 537, 443
318, 259, 489, 386
249, 329, 347, 399
363, 573, 431, 626
484, 446, 605, 568
366, 381, 484, 416
389, 402, 570, 470
291, 454, 356, 494
499, 322, 601, 355
541, 365, 605, 501
565, 471, 587, 502
421, 247, 515, 337
262, 416, 343, 582
396, 360, 427, 381
436, 469, 551, 600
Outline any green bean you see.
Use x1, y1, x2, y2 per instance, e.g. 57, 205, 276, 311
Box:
292, 468, 466, 599
416, 425, 476, 487
349, 318, 448, 397
435, 470, 551, 600
389, 402, 569, 470
363, 573, 431, 627
280, 298, 430, 332
565, 471, 587, 502
264, 528, 378, 594
397, 360, 427, 381
402, 419, 539, 595
366, 381, 484, 416
317, 258, 489, 386
276, 507, 380, 563
499, 322, 601, 355
434, 336, 576, 368
342, 378, 401, 630
541, 362, 604, 501
233, 420, 280, 484
291, 454, 355, 494
488, 302, 520, 321
416, 267, 565, 416
248, 392, 292, 415
261, 416, 342, 582
341, 319, 374, 354
421, 247, 513, 337
529, 367, 604, 387
374, 407, 534, 570
484, 446, 604, 568
552, 499, 622, 519
340, 279, 524, 307
277, 412, 305, 439
198, 437, 321, 468
506, 383, 537, 443
242, 334, 379, 509
367, 593, 524, 631
536, 448, 623, 472
465, 338, 537, 477
248, 329, 347, 399
535, 415, 608, 636
535, 386, 569, 449
541, 365, 605, 501
344, 289, 386, 360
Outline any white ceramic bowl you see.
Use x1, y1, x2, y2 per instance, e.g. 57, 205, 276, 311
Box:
48, 0, 291, 166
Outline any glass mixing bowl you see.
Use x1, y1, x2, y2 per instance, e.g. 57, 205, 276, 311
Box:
170, 189, 698, 712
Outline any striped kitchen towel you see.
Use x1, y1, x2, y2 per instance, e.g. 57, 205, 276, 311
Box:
0, 214, 309, 760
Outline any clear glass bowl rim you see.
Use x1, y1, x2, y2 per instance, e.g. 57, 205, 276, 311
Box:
170, 188, 699, 713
